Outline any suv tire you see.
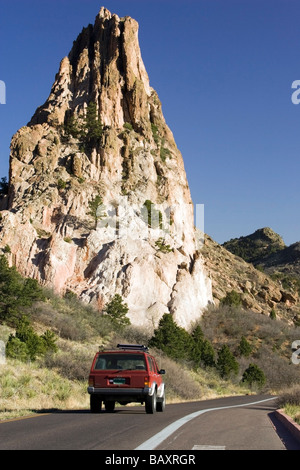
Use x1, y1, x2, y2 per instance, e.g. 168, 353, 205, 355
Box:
105, 401, 115, 412
145, 390, 157, 414
156, 392, 166, 412
90, 395, 102, 413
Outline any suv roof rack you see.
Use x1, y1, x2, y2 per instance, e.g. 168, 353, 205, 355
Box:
117, 344, 149, 352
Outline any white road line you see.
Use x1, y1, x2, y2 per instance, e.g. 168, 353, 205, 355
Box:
192, 445, 225, 450
135, 396, 276, 450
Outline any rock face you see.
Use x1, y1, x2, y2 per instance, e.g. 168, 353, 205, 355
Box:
0, 8, 213, 331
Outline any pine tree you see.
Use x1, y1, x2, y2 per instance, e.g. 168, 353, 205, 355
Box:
103, 294, 130, 329
239, 336, 252, 357
217, 344, 239, 378
190, 325, 215, 368
242, 363, 266, 388
82, 101, 103, 149
149, 313, 192, 361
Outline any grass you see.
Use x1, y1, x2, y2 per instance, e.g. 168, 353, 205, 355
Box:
276, 385, 300, 425
0, 359, 89, 420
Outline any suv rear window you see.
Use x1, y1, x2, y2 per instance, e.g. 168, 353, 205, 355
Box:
94, 354, 146, 371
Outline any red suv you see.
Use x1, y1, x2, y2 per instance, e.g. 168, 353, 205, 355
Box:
88, 344, 166, 414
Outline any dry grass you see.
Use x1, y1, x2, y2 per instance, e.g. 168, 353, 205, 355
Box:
276, 385, 300, 424
0, 359, 89, 420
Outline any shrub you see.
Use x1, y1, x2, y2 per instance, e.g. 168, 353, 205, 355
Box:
216, 345, 239, 378
142, 200, 162, 229
149, 313, 192, 362
160, 146, 171, 162
123, 122, 133, 131
88, 195, 106, 227
190, 325, 215, 368
6, 316, 57, 362
276, 385, 300, 408
82, 101, 103, 150
155, 238, 172, 253
103, 294, 130, 329
0, 255, 45, 324
270, 308, 276, 320
57, 179, 67, 190
241, 363, 266, 388
220, 290, 242, 307
5, 337, 29, 362
238, 336, 252, 357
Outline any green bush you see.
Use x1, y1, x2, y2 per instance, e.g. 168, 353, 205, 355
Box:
103, 294, 130, 329
220, 290, 242, 307
6, 316, 57, 362
149, 313, 193, 362
0, 255, 45, 324
238, 336, 252, 357
190, 325, 215, 368
57, 179, 67, 190
63, 102, 103, 151
88, 194, 106, 227
216, 344, 239, 378
82, 102, 103, 151
241, 363, 266, 388
155, 238, 172, 253
142, 200, 163, 229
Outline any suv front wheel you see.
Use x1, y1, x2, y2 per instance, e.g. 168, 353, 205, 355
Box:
145, 390, 157, 414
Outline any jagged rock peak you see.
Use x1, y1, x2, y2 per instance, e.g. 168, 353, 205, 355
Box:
30, 6, 152, 131
1, 7, 213, 331
98, 6, 113, 19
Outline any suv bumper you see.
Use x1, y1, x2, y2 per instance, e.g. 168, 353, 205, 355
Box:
88, 386, 151, 398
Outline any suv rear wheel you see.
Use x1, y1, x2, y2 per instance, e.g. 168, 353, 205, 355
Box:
90, 395, 102, 413
145, 390, 157, 414
105, 401, 115, 412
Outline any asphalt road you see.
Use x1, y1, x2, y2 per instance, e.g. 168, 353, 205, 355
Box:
0, 394, 299, 451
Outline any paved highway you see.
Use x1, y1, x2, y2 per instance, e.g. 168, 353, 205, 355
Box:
0, 394, 299, 450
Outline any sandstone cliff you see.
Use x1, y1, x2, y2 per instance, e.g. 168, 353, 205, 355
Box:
0, 8, 213, 330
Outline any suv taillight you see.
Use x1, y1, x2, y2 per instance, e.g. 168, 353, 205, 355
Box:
88, 376, 94, 387
144, 377, 150, 387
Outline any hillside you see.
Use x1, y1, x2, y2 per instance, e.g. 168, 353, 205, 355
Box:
222, 227, 286, 265
220, 229, 300, 321
202, 234, 300, 323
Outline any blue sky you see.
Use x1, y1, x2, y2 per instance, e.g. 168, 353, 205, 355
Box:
0, 0, 299, 246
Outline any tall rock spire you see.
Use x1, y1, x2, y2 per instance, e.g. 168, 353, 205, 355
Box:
1, 8, 213, 330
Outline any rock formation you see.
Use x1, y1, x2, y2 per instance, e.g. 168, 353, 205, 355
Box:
202, 233, 300, 322
0, 7, 213, 330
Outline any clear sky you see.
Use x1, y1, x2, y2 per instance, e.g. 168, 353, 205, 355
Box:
0, 0, 299, 246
